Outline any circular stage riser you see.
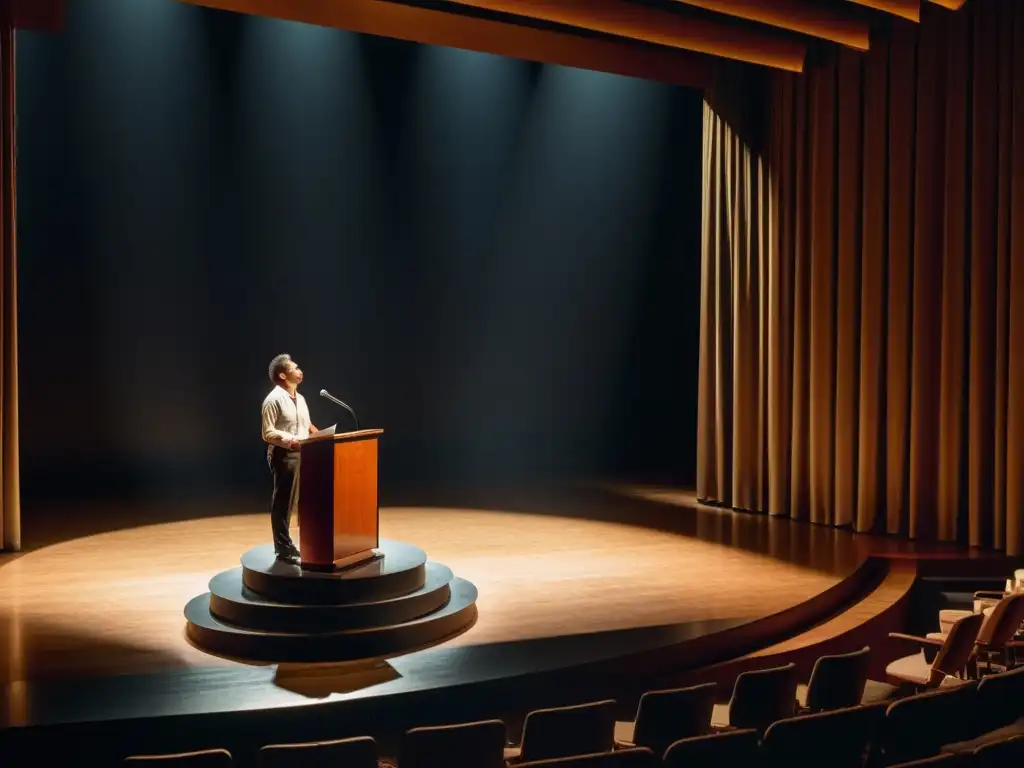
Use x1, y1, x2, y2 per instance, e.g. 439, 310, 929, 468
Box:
185, 540, 479, 663
185, 579, 479, 663
207, 564, 454, 633
240, 540, 429, 605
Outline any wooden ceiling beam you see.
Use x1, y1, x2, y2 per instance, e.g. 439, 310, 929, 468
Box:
926, 0, 967, 9
437, 0, 806, 71
175, 0, 714, 88
668, 0, 870, 50
844, 0, 920, 23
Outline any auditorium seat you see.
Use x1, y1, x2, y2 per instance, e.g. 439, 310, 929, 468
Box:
258, 736, 377, 768
711, 662, 798, 732
796, 646, 871, 713
884, 612, 984, 691
515, 747, 656, 768
612, 682, 716, 754
940, 665, 1024, 755
124, 749, 233, 766
936, 605, 995, 638
506, 700, 616, 764
759, 702, 886, 768
873, 682, 978, 766
972, 734, 1024, 767
396, 719, 506, 768
661, 728, 759, 767
941, 715, 1024, 756
931, 593, 1024, 674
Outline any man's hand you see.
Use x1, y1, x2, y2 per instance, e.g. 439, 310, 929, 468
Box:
288, 439, 301, 450
309, 424, 318, 434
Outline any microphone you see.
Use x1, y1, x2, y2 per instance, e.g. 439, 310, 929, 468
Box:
320, 389, 360, 431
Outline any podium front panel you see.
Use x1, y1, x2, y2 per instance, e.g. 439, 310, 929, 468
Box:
332, 437, 379, 557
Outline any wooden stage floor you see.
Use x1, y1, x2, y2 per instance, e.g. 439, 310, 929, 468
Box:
0, 483, 994, 734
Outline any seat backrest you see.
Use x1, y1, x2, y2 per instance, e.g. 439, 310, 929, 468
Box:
516, 747, 656, 768
728, 662, 798, 731
760, 702, 887, 768
975, 664, 1024, 730
930, 612, 985, 685
399, 719, 506, 768
519, 700, 617, 763
803, 646, 871, 712
977, 593, 1024, 647
973, 735, 1024, 768
878, 682, 978, 765
662, 729, 759, 768
631, 682, 717, 755
258, 736, 376, 768
124, 750, 233, 766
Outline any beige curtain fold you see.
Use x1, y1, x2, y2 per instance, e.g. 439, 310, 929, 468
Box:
0, 20, 19, 553
698, 69, 771, 512
698, 0, 1024, 554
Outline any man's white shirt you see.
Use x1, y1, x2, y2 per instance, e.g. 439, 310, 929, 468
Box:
261, 387, 312, 448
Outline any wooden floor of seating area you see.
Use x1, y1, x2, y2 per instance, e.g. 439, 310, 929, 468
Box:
0, 482, 1011, 745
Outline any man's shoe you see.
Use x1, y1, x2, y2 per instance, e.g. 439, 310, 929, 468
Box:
275, 550, 300, 565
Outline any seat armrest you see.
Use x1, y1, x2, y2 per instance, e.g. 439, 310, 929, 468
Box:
889, 631, 945, 647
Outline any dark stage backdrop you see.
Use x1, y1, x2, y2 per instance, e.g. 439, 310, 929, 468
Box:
15, 0, 701, 504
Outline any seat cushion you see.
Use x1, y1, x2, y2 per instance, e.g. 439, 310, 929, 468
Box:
886, 652, 933, 685
799, 678, 886, 710
797, 680, 885, 709
862, 679, 900, 704
613, 720, 636, 745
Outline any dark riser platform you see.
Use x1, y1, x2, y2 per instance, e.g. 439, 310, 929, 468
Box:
184, 539, 478, 662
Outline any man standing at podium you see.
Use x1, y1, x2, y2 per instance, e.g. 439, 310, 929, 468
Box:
261, 354, 318, 564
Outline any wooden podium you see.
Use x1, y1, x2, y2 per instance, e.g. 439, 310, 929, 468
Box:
297, 429, 384, 571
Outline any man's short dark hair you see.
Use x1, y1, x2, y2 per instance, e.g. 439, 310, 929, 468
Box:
268, 353, 292, 385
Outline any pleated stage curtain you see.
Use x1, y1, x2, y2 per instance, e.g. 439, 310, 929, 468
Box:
0, 14, 19, 552
698, 0, 1024, 554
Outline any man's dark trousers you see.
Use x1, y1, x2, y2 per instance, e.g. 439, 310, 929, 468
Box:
268, 445, 300, 555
